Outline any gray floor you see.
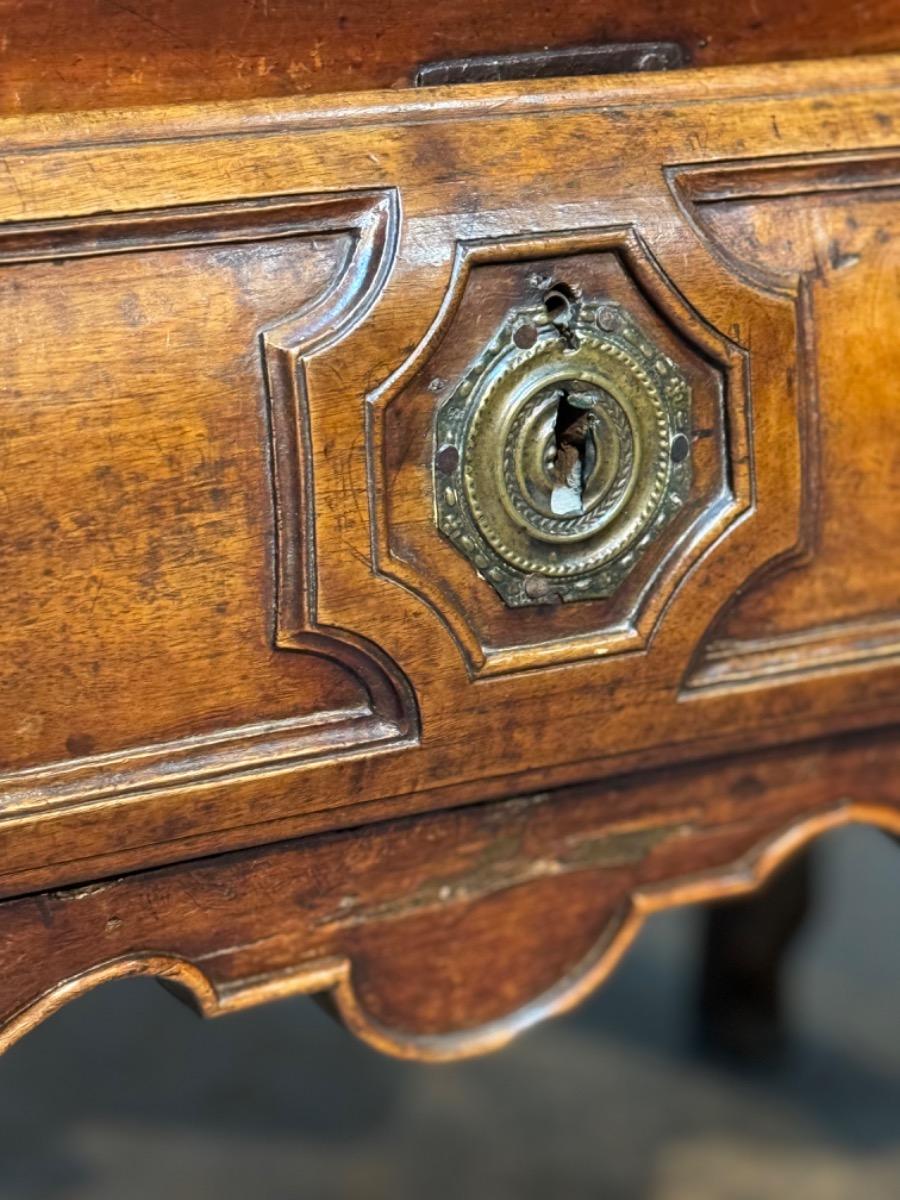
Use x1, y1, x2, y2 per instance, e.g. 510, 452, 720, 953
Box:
0, 825, 897, 1199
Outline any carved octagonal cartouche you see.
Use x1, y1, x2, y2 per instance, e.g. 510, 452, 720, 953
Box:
434, 292, 692, 606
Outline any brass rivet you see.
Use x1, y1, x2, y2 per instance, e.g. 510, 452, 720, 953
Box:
524, 574, 555, 601
513, 323, 538, 349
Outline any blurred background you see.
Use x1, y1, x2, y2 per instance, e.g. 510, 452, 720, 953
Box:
0, 824, 897, 1200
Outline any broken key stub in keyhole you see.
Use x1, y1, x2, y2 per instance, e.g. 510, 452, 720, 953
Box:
549, 389, 600, 515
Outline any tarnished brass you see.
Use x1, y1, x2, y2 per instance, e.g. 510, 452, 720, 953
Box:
434, 294, 692, 606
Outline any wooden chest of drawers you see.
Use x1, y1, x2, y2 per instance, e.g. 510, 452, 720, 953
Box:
0, 1, 898, 1059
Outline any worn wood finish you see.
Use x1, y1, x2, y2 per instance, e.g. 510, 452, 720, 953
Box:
2, 57, 899, 895
1, 0, 898, 116
1, 50, 899, 1056
1, 729, 897, 1061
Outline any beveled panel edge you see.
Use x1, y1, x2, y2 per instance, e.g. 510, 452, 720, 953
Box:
260, 186, 417, 729
367, 225, 749, 677
671, 148, 900, 207
0, 59, 896, 900
0, 186, 418, 820
670, 149, 900, 692
687, 613, 900, 692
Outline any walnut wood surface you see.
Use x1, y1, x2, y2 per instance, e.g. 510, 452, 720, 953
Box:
2, 56, 899, 895
0, 51, 898, 1056
1, 729, 896, 1061
1, 0, 898, 115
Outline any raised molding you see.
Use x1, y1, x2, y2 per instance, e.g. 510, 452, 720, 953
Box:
688, 613, 900, 692
0, 56, 897, 907
367, 226, 750, 677
0, 188, 417, 819
671, 151, 900, 691
259, 187, 417, 733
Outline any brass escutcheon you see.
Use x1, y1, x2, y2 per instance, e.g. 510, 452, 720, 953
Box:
434, 290, 692, 606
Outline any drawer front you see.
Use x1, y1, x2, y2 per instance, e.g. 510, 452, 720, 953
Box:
1, 55, 899, 893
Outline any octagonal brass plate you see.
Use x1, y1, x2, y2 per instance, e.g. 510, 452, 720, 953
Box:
434, 297, 692, 606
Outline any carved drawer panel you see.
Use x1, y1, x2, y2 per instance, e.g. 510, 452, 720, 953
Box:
382, 238, 739, 669
0, 53, 898, 1056
0, 56, 898, 894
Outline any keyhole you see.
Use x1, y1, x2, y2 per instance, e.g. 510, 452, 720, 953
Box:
543, 283, 579, 349
550, 392, 595, 516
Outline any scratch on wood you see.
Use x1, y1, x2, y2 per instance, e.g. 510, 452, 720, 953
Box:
317, 821, 691, 929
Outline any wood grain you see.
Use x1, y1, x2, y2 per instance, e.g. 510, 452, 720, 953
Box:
0, 57, 898, 897
375, 231, 743, 675
0, 0, 898, 115
0, 47, 898, 1058
0, 729, 896, 1061
0, 190, 414, 798
672, 152, 900, 689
